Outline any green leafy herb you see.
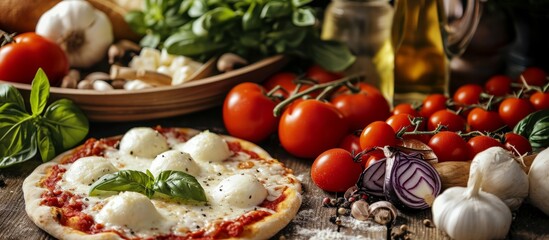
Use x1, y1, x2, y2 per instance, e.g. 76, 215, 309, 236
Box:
513, 109, 549, 149
125, 0, 355, 72
90, 170, 207, 202
0, 69, 89, 168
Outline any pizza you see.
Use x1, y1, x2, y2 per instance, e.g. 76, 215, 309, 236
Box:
22, 126, 302, 239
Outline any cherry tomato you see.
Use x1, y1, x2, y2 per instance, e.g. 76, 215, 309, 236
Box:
0, 32, 69, 85
331, 91, 391, 130
530, 91, 549, 110
386, 113, 431, 144
467, 107, 505, 132
306, 64, 343, 84
467, 136, 503, 157
484, 75, 512, 97
428, 131, 470, 162
419, 94, 448, 118
428, 109, 466, 132
263, 72, 300, 98
498, 97, 535, 128
311, 148, 363, 192
223, 83, 279, 143
359, 121, 398, 150
364, 150, 386, 168
520, 67, 547, 87
503, 133, 532, 156
392, 103, 419, 117
339, 132, 362, 154
279, 99, 348, 158
453, 84, 483, 106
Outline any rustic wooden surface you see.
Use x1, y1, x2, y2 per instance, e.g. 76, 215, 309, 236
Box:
1, 106, 549, 240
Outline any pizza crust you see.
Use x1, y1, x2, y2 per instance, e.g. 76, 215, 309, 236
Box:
22, 128, 302, 240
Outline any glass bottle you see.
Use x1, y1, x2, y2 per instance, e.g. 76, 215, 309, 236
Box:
321, 0, 395, 105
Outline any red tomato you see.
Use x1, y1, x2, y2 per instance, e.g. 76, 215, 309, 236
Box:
503, 133, 532, 156
339, 132, 362, 154
484, 75, 512, 97
428, 131, 470, 162
530, 92, 549, 110
279, 99, 348, 158
363, 150, 386, 168
0, 32, 68, 85
453, 84, 483, 106
419, 94, 448, 118
428, 110, 466, 132
359, 121, 398, 150
498, 98, 535, 128
467, 107, 505, 132
386, 113, 414, 133
467, 136, 503, 157
306, 64, 343, 83
263, 72, 300, 98
223, 83, 279, 143
311, 148, 363, 192
331, 91, 391, 130
520, 67, 547, 86
392, 103, 419, 117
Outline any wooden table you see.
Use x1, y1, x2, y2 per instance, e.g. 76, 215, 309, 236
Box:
1, 106, 549, 240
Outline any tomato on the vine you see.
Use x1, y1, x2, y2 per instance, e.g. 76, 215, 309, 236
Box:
392, 103, 419, 117
279, 99, 348, 158
364, 150, 385, 168
359, 121, 398, 150
428, 131, 470, 162
503, 133, 532, 156
467, 107, 505, 132
223, 82, 279, 143
419, 94, 448, 118
520, 67, 547, 87
484, 75, 512, 97
0, 32, 69, 86
311, 148, 363, 192
306, 64, 343, 84
467, 136, 503, 157
428, 109, 466, 132
263, 72, 302, 98
453, 84, 483, 106
331, 90, 390, 130
498, 97, 535, 128
530, 92, 549, 110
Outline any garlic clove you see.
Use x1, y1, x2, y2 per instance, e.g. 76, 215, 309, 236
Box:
350, 200, 370, 221
93, 80, 114, 91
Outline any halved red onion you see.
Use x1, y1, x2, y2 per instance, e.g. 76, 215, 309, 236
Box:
356, 159, 386, 197
383, 149, 441, 210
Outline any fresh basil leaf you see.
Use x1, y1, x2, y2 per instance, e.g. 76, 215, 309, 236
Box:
308, 39, 356, 72
242, 2, 262, 31
37, 127, 56, 162
140, 33, 162, 49
260, 1, 292, 19
189, 0, 209, 17
179, 0, 193, 14
165, 30, 227, 56
0, 84, 25, 109
291, 0, 312, 7
514, 109, 549, 148
42, 99, 89, 149
89, 170, 155, 197
30, 68, 50, 116
292, 7, 315, 27
0, 103, 34, 157
153, 170, 207, 202
0, 133, 38, 168
125, 10, 148, 35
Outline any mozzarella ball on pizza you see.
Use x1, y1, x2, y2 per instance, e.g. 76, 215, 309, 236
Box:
95, 191, 164, 230
149, 150, 201, 176
119, 127, 169, 158
64, 156, 117, 185
212, 174, 268, 208
177, 131, 231, 163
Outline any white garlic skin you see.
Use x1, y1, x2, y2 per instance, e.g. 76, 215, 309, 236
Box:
468, 147, 528, 210
432, 187, 512, 240
528, 147, 549, 215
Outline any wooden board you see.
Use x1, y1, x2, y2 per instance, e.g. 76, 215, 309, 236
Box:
1, 107, 549, 239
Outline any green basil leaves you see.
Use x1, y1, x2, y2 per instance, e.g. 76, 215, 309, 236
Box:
125, 0, 355, 72
513, 109, 549, 149
0, 69, 89, 168
90, 170, 207, 203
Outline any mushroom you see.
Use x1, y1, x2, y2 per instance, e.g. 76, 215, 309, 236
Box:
217, 53, 248, 72
369, 201, 398, 225
108, 40, 142, 64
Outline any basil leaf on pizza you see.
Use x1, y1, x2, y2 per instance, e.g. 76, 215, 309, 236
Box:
90, 170, 155, 197
153, 170, 207, 202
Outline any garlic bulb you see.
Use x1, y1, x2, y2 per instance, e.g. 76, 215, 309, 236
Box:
36, 0, 114, 68
528, 147, 549, 215
432, 172, 512, 240
467, 146, 528, 210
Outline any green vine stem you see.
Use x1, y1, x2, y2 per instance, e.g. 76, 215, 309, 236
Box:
272, 73, 364, 117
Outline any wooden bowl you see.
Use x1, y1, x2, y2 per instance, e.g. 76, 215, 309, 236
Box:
0, 55, 289, 122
